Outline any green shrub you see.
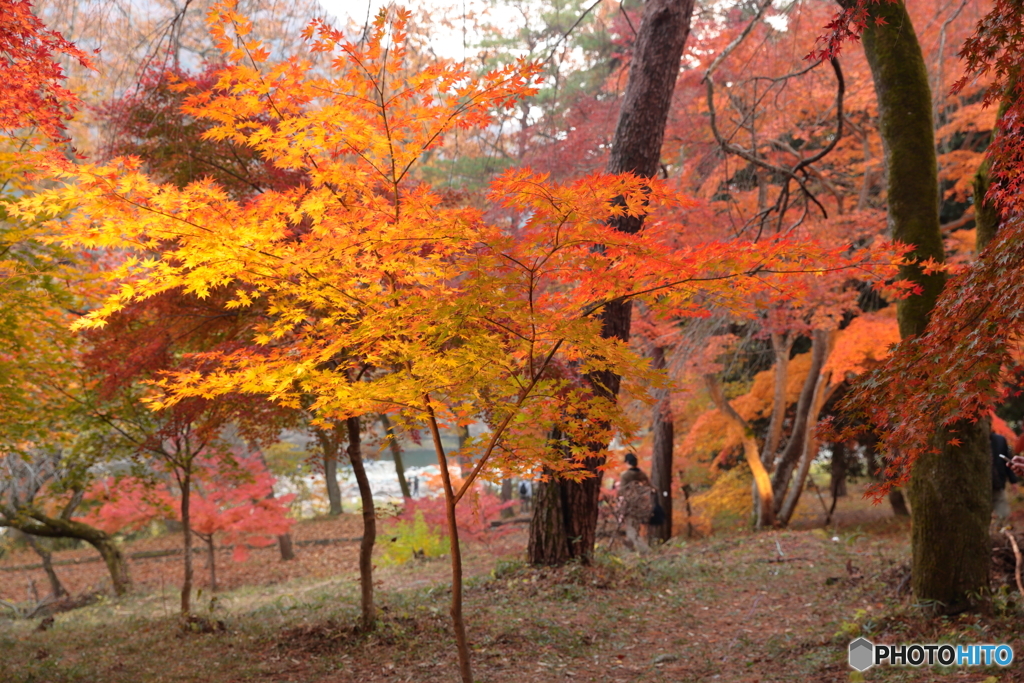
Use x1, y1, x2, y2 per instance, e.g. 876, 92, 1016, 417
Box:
379, 510, 446, 566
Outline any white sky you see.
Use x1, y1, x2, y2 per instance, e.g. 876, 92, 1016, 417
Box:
317, 0, 498, 60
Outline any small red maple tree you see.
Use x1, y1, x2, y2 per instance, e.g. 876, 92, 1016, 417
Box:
80, 452, 294, 591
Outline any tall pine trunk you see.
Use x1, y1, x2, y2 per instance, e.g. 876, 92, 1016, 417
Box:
853, 0, 990, 612
529, 0, 695, 565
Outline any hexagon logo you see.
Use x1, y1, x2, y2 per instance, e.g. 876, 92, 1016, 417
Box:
849, 637, 874, 672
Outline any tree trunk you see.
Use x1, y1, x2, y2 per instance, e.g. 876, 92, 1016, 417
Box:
705, 375, 776, 527
972, 75, 1014, 251
830, 441, 848, 499
757, 332, 792, 527
180, 470, 193, 615
318, 423, 344, 516
778, 332, 836, 526
529, 0, 696, 565
456, 423, 471, 476
864, 433, 911, 517
3, 513, 131, 596
649, 345, 674, 543
347, 416, 376, 631
771, 332, 828, 507
91, 536, 131, 597
201, 535, 217, 592
23, 534, 66, 599
762, 332, 792, 469
500, 479, 514, 518
379, 413, 411, 499
528, 471, 571, 566
426, 405, 473, 683
889, 488, 910, 517
855, 0, 990, 612
276, 532, 295, 560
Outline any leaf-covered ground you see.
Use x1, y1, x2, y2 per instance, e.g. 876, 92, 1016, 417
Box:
2, 498, 1023, 682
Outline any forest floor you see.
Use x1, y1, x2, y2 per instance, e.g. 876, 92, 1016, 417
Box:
2, 489, 1024, 683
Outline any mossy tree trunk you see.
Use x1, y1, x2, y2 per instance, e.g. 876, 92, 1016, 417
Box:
853, 0, 990, 612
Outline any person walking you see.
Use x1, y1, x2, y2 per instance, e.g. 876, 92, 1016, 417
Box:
518, 480, 532, 513
617, 453, 653, 552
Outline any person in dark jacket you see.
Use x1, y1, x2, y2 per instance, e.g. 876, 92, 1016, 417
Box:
992, 432, 1018, 524
617, 453, 653, 552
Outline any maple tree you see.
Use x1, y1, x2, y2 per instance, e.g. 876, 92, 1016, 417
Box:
79, 452, 293, 591
0, 0, 91, 144
18, 3, 910, 678
529, 0, 695, 566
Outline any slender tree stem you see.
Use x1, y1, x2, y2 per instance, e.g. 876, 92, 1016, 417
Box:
425, 397, 473, 683
180, 470, 192, 615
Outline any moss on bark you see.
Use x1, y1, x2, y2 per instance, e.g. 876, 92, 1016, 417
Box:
857, 0, 990, 611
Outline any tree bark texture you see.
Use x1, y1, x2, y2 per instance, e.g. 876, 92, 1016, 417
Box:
528, 472, 570, 566
856, 0, 990, 611
379, 413, 411, 499
347, 416, 376, 631
757, 332, 792, 527
529, 0, 695, 566
649, 346, 674, 542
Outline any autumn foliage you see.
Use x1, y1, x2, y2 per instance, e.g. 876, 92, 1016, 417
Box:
79, 454, 293, 561
0, 0, 91, 143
